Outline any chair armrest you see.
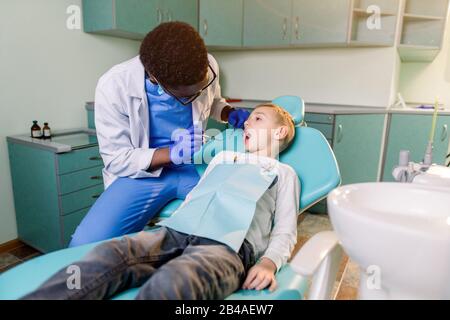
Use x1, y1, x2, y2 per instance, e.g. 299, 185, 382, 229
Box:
289, 231, 343, 300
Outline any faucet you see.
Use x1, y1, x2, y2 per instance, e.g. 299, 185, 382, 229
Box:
392, 150, 430, 183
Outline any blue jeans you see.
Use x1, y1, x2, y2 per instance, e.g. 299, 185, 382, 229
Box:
21, 227, 255, 300
69, 165, 200, 247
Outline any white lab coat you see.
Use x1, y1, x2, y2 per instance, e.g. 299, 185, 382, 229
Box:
94, 54, 229, 189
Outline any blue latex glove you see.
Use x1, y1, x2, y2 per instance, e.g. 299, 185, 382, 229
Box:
228, 109, 250, 129
169, 124, 203, 165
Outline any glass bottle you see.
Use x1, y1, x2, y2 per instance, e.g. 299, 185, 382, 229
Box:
42, 122, 52, 139
31, 121, 42, 139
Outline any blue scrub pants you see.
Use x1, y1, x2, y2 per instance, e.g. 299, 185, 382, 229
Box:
69, 165, 200, 247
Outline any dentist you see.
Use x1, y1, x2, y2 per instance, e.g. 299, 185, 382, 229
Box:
69, 22, 250, 247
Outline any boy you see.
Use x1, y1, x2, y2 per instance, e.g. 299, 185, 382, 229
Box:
22, 104, 300, 300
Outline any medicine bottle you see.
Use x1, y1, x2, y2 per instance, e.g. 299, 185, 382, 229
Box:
31, 121, 42, 138
43, 122, 52, 139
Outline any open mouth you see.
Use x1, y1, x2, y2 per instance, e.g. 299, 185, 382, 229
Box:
244, 131, 251, 145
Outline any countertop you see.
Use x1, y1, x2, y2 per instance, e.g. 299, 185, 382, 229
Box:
7, 128, 97, 153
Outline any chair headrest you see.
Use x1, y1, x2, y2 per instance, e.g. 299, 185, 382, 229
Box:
271, 96, 305, 125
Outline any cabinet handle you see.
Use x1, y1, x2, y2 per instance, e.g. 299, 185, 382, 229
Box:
203, 19, 208, 36
167, 10, 173, 22
282, 18, 288, 40
440, 125, 448, 142
92, 194, 101, 199
336, 124, 343, 143
89, 156, 102, 161
295, 16, 300, 40
90, 176, 103, 180
157, 8, 163, 24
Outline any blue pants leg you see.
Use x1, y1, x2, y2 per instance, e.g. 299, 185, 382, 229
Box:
69, 165, 200, 247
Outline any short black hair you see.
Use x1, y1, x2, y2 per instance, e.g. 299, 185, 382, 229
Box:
139, 22, 209, 87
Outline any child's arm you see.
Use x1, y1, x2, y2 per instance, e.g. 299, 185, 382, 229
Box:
243, 167, 300, 291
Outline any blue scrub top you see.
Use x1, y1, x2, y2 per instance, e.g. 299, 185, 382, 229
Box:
145, 77, 194, 149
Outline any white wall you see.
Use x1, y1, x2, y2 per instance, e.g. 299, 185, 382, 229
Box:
0, 0, 140, 244
399, 9, 450, 106
212, 46, 399, 108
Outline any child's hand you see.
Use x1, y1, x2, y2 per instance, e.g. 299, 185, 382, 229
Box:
242, 258, 277, 292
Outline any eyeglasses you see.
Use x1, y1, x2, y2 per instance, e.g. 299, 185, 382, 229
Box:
151, 64, 217, 106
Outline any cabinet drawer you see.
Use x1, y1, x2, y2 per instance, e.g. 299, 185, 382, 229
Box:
57, 147, 103, 174
59, 166, 103, 195
62, 208, 89, 247
60, 184, 104, 215
305, 113, 335, 124
307, 123, 334, 140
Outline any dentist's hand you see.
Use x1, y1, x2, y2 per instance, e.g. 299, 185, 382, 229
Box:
169, 124, 203, 165
242, 257, 277, 292
228, 109, 250, 129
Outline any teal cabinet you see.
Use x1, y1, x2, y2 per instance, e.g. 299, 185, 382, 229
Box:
291, 0, 351, 45
164, 0, 198, 30
83, 0, 160, 39
305, 112, 385, 214
243, 0, 292, 47
83, 0, 198, 40
333, 115, 385, 185
114, 0, 161, 36
7, 134, 104, 253
199, 0, 243, 47
382, 114, 450, 181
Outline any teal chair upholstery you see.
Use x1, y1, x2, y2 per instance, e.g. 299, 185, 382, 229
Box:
0, 96, 340, 300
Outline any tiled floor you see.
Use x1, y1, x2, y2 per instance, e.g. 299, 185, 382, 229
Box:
0, 244, 42, 274
0, 212, 360, 299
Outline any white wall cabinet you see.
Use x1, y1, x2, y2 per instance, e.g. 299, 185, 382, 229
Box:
291, 0, 351, 45
398, 0, 450, 62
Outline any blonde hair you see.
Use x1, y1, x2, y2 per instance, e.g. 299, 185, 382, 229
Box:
254, 103, 296, 151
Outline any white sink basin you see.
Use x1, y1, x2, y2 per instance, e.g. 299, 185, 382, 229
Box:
328, 182, 450, 299
413, 165, 450, 188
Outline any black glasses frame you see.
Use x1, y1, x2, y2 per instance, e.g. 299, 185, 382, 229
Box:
152, 64, 217, 106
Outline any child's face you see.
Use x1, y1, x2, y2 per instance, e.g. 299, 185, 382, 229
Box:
243, 107, 288, 156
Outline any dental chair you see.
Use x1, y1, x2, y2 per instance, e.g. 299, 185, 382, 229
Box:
0, 96, 342, 300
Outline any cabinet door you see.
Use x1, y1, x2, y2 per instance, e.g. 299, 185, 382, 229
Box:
333, 115, 385, 185
115, 0, 162, 38
164, 0, 199, 30
291, 0, 351, 45
199, 0, 243, 46
382, 114, 450, 181
243, 0, 292, 46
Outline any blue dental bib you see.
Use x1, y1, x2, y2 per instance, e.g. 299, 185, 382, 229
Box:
157, 162, 277, 252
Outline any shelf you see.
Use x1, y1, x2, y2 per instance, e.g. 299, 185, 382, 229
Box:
404, 0, 449, 18
348, 40, 393, 47
350, 12, 398, 45
398, 0, 448, 61
400, 18, 445, 48
403, 13, 445, 21
353, 8, 397, 16
349, 0, 400, 46
398, 44, 441, 62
